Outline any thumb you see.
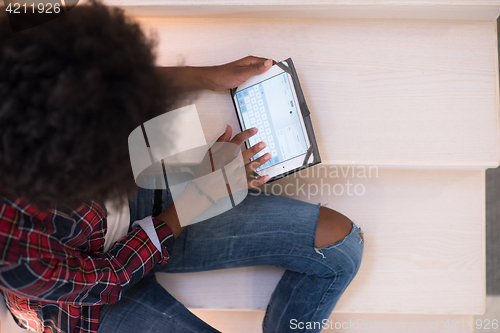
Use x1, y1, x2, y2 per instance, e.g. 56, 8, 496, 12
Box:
251, 58, 274, 75
216, 124, 232, 142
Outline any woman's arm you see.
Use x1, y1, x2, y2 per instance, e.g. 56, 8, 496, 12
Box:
0, 203, 173, 305
157, 56, 274, 93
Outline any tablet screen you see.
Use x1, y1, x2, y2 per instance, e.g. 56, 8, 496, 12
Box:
235, 72, 308, 171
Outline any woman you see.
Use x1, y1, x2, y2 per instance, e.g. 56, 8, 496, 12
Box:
0, 1, 364, 332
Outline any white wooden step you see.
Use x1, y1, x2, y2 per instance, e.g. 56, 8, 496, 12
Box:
157, 168, 485, 314
130, 16, 500, 169
92, 0, 500, 21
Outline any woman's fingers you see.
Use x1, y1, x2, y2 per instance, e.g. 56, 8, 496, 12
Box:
247, 175, 270, 189
242, 143, 271, 189
242, 140, 266, 161
208, 125, 233, 159
245, 152, 271, 174
230, 127, 257, 146
210, 125, 272, 189
237, 56, 274, 77
216, 125, 232, 142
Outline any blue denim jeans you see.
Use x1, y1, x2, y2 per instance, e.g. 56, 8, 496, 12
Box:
98, 187, 364, 333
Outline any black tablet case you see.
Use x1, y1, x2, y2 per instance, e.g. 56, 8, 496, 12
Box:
230, 58, 321, 182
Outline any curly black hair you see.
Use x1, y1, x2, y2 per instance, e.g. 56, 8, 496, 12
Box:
0, 1, 180, 209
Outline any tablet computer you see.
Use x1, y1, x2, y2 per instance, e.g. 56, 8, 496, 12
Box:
230, 58, 321, 181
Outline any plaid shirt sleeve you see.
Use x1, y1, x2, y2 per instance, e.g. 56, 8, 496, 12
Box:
0, 198, 174, 306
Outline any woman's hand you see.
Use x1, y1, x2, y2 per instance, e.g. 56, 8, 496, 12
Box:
159, 125, 271, 238
208, 56, 275, 92
215, 124, 271, 188
194, 124, 271, 196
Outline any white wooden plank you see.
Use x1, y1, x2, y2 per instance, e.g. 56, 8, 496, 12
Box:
136, 17, 499, 168
157, 169, 485, 314
85, 0, 500, 21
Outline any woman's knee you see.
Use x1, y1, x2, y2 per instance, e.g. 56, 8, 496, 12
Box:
315, 206, 353, 248
313, 209, 364, 278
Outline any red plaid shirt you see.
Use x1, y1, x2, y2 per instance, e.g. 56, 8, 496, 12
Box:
0, 194, 174, 333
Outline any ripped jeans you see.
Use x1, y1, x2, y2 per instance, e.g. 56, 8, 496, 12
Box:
98, 189, 364, 333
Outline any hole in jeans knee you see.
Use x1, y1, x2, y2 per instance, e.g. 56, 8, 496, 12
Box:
358, 232, 364, 244
315, 225, 352, 252
315, 206, 353, 248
